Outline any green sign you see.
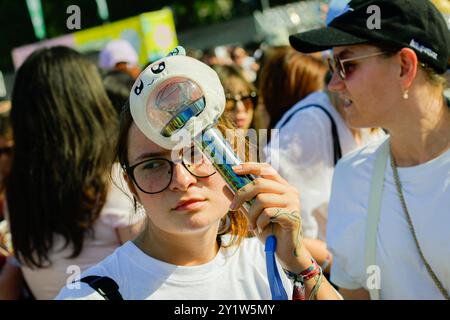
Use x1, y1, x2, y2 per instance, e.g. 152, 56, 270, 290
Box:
26, 0, 46, 40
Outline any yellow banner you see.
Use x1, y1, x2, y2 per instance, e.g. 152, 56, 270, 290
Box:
73, 8, 178, 66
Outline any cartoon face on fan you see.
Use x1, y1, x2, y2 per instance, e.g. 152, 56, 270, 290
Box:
130, 46, 225, 149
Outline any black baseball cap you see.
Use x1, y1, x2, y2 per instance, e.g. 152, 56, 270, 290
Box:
289, 0, 450, 74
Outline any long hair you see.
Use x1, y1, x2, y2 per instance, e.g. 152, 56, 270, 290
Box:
7, 46, 118, 268
259, 46, 328, 129
116, 102, 249, 248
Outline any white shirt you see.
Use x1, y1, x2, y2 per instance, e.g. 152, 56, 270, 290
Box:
55, 237, 294, 300
266, 91, 383, 240
327, 138, 450, 299
19, 164, 143, 300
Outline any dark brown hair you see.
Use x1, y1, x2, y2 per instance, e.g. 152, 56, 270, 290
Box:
8, 46, 118, 268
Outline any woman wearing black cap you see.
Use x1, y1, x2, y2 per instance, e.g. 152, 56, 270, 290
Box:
289, 0, 450, 299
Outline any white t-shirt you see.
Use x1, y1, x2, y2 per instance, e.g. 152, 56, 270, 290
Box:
327, 138, 450, 299
55, 237, 294, 300
266, 91, 383, 240
19, 164, 143, 300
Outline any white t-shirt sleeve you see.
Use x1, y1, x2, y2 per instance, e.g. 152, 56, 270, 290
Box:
267, 109, 334, 239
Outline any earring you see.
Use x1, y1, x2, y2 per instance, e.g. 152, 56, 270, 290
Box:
403, 89, 409, 100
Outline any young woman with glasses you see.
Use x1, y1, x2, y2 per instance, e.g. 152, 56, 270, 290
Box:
56, 56, 342, 300
290, 0, 450, 299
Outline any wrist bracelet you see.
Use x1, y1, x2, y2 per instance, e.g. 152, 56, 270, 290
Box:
284, 259, 321, 283
284, 259, 322, 300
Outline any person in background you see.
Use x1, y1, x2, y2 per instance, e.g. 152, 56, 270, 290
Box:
265, 0, 383, 278
4, 46, 142, 300
99, 39, 141, 80
103, 70, 135, 115
258, 46, 328, 131
290, 0, 450, 299
0, 99, 22, 300
201, 46, 233, 67
0, 99, 12, 221
212, 64, 258, 131
230, 46, 259, 83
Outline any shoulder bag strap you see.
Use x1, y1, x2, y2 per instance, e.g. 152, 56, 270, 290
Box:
364, 139, 389, 300
80, 275, 123, 300
278, 104, 342, 165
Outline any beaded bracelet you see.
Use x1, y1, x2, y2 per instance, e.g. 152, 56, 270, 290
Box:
284, 259, 322, 300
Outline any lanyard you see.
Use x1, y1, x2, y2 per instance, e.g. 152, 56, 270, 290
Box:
265, 235, 288, 300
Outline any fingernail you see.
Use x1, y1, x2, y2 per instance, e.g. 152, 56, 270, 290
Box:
229, 199, 236, 210
258, 227, 262, 234
232, 165, 242, 171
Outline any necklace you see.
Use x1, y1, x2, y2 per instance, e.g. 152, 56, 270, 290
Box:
389, 147, 449, 300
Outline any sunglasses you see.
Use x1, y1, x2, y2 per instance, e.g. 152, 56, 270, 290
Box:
328, 51, 389, 80
225, 91, 257, 112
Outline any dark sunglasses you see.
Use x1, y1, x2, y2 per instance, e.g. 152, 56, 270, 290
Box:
225, 91, 257, 112
328, 51, 389, 80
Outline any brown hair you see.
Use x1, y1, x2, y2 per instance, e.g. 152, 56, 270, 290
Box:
212, 64, 257, 94
8, 46, 118, 268
116, 102, 249, 248
259, 46, 328, 129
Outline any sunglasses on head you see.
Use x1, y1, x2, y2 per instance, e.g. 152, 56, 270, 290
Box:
328, 51, 390, 80
225, 91, 257, 112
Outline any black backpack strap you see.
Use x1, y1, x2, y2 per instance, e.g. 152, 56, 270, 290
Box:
278, 104, 342, 166
79, 276, 123, 300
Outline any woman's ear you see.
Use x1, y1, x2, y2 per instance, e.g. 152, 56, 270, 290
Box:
398, 48, 418, 90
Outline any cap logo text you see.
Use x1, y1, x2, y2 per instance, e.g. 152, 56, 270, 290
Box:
409, 39, 438, 60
